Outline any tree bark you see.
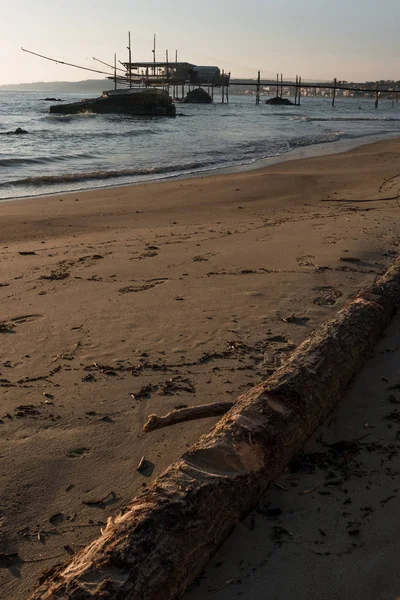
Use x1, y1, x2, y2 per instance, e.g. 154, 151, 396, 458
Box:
143, 402, 234, 432
31, 258, 400, 600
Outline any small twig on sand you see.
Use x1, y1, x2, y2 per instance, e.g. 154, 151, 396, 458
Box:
143, 402, 235, 433
210, 579, 235, 594
24, 552, 66, 564
82, 491, 116, 507
137, 457, 147, 472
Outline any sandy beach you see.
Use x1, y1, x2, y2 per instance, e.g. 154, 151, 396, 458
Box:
185, 310, 400, 600
2, 138, 400, 598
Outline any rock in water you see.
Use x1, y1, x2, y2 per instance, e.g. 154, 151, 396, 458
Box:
266, 96, 295, 106
183, 88, 213, 104
49, 89, 176, 117
1, 127, 29, 135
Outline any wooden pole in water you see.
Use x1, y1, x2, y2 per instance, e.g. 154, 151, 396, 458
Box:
152, 34, 156, 76
165, 49, 169, 95
128, 32, 132, 88
114, 53, 117, 90
332, 77, 337, 107
375, 81, 380, 109
174, 49, 178, 100
294, 75, 298, 105
298, 76, 302, 105
221, 69, 225, 104
276, 72, 279, 98
256, 70, 260, 105
280, 73, 283, 98
226, 72, 230, 104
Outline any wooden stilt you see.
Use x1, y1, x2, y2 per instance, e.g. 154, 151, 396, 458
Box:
165, 49, 169, 96
298, 76, 302, 105
256, 70, 261, 105
174, 50, 178, 100
280, 73, 283, 98
152, 34, 156, 76
375, 81, 380, 109
276, 72, 279, 98
332, 77, 337, 107
128, 32, 132, 88
114, 53, 117, 90
294, 75, 298, 105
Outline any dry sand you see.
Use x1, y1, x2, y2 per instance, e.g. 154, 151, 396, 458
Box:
1, 139, 400, 598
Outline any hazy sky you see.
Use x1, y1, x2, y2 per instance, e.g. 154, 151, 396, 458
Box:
1, 0, 399, 85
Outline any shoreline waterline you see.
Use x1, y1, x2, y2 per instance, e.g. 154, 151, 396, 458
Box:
1, 131, 399, 205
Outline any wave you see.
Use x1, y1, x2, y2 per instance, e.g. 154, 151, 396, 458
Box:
296, 116, 400, 123
0, 159, 225, 188
0, 152, 98, 167
0, 130, 347, 190
38, 117, 160, 138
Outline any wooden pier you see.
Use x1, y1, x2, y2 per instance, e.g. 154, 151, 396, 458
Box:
230, 74, 399, 109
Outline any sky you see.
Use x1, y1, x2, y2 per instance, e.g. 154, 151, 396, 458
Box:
1, 0, 399, 85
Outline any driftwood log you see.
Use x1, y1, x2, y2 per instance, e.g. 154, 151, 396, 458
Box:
143, 402, 235, 432
31, 258, 400, 600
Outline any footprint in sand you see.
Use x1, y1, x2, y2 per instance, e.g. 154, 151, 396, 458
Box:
297, 255, 316, 267
192, 253, 216, 262
40, 255, 104, 280
119, 279, 167, 294
40, 262, 70, 281
141, 251, 158, 259
11, 314, 43, 324
323, 236, 339, 245
313, 286, 343, 306
1, 314, 43, 333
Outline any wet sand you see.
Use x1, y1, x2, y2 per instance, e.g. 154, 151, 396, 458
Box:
1, 139, 400, 598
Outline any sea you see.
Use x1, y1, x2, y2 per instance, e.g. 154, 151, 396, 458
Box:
1, 91, 400, 201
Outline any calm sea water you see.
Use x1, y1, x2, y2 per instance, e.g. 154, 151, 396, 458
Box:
1, 91, 400, 200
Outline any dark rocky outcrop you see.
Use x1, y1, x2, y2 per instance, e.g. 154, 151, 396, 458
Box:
0, 127, 29, 135
266, 96, 295, 106
49, 89, 176, 117
183, 88, 213, 104
42, 98, 62, 101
